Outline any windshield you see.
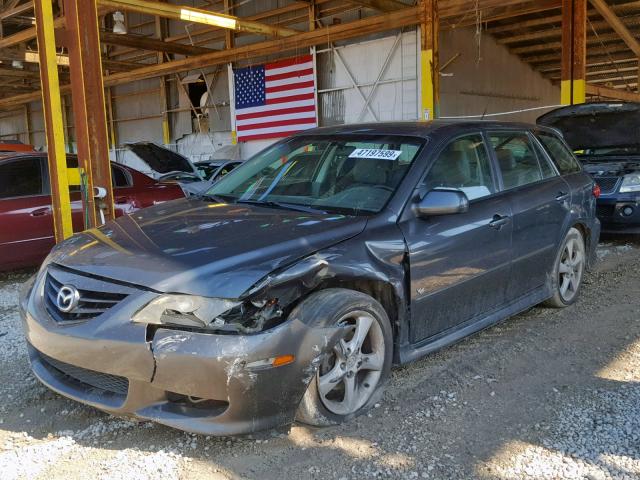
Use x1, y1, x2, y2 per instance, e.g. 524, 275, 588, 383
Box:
205, 135, 424, 215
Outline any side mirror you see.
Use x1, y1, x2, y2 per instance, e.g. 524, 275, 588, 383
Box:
414, 189, 469, 218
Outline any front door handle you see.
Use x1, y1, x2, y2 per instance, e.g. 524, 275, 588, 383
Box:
30, 207, 51, 217
556, 192, 570, 202
115, 196, 129, 205
489, 214, 510, 230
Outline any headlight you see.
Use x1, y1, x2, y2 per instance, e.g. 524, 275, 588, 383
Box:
132, 294, 284, 333
132, 295, 239, 329
620, 173, 640, 193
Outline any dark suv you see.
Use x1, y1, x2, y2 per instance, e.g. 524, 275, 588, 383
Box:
538, 102, 640, 233
20, 121, 600, 436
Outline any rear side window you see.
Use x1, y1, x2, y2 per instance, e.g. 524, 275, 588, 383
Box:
112, 165, 131, 187
424, 134, 496, 200
489, 132, 543, 189
536, 132, 582, 175
0, 157, 43, 198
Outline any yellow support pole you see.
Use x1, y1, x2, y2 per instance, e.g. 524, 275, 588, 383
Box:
34, 0, 73, 242
561, 0, 587, 105
420, 0, 439, 120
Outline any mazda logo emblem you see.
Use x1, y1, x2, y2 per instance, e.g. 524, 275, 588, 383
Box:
56, 285, 80, 313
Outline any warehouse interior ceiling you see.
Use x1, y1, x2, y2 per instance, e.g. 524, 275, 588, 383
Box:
0, 0, 639, 110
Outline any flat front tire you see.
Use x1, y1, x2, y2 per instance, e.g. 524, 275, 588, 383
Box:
544, 227, 586, 308
295, 288, 393, 427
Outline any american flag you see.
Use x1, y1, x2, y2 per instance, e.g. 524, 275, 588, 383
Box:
233, 55, 317, 142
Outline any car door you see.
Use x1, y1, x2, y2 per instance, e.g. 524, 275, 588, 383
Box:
487, 130, 571, 300
399, 133, 513, 343
0, 156, 55, 268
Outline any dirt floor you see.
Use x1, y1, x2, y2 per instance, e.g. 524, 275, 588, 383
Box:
1, 235, 639, 480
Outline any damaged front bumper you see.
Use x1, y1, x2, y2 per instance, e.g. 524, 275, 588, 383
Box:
20, 267, 340, 436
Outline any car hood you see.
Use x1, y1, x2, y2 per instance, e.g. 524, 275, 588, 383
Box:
126, 143, 196, 175
179, 180, 213, 196
537, 102, 640, 150
53, 198, 367, 298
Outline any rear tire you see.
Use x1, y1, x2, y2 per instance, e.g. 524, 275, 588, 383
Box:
295, 288, 393, 427
544, 227, 586, 308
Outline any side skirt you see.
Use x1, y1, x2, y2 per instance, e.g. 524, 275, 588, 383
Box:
398, 286, 551, 365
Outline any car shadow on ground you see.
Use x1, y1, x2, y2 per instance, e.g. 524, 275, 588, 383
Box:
1, 239, 639, 478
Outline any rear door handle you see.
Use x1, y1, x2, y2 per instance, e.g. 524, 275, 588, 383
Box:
489, 214, 510, 230
556, 192, 570, 202
115, 196, 129, 204
30, 207, 51, 217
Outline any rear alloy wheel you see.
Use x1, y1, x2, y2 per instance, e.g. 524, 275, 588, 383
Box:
295, 289, 392, 426
545, 227, 586, 307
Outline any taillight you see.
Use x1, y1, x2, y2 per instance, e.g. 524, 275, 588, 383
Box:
592, 183, 601, 199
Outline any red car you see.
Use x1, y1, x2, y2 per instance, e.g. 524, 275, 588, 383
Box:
0, 140, 35, 153
0, 152, 185, 271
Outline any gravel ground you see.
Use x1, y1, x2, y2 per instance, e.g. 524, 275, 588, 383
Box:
1, 236, 639, 480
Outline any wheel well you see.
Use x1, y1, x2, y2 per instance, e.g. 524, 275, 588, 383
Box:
313, 278, 401, 340
572, 221, 590, 248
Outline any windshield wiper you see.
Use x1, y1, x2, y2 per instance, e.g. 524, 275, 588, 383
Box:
236, 199, 327, 214
198, 193, 236, 203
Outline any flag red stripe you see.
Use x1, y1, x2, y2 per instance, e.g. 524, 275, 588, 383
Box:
236, 105, 316, 121
238, 129, 309, 141
265, 55, 312, 70
265, 92, 315, 105
265, 80, 315, 94
237, 117, 317, 132
265, 67, 314, 82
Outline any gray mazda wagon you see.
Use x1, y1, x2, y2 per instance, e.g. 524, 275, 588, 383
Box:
20, 121, 600, 435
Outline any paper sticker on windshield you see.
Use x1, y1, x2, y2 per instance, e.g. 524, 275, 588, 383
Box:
348, 148, 402, 161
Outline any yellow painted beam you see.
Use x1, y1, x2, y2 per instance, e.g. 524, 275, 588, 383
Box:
420, 0, 439, 120
420, 49, 435, 120
98, 0, 298, 37
34, 0, 73, 241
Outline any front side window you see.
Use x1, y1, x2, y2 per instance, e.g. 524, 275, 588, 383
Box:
206, 135, 424, 215
424, 134, 495, 201
0, 157, 43, 199
536, 132, 582, 175
489, 132, 543, 189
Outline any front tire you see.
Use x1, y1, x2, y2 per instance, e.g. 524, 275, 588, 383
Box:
295, 288, 393, 427
544, 227, 586, 308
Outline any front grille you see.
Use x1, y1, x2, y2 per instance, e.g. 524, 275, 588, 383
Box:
44, 270, 129, 323
596, 176, 620, 194
39, 351, 129, 395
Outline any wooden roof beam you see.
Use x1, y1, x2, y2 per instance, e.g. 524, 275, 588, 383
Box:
348, 0, 409, 12
589, 0, 640, 58
100, 31, 214, 56
0, 1, 34, 21
98, 0, 299, 37
586, 83, 640, 101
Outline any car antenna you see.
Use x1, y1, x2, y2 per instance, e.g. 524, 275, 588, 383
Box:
481, 104, 489, 121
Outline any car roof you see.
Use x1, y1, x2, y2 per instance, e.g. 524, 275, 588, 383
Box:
293, 120, 552, 139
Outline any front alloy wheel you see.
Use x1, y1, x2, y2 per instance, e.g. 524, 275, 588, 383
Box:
317, 311, 385, 416
295, 289, 393, 426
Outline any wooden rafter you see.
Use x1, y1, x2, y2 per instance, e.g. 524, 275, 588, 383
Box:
98, 0, 299, 37
589, 0, 640, 57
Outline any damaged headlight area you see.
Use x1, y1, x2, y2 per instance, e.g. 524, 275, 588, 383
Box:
131, 294, 285, 334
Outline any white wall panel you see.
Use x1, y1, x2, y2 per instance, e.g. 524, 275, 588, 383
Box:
317, 30, 419, 126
